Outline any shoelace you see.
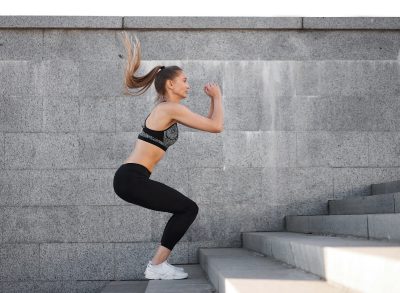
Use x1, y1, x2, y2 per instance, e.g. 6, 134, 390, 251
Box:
148, 260, 184, 272
165, 261, 184, 272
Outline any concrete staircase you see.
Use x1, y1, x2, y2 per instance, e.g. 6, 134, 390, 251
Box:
200, 179, 400, 293
102, 180, 400, 293
101, 264, 216, 293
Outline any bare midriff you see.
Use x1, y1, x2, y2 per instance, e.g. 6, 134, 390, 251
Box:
123, 140, 166, 173
123, 104, 176, 173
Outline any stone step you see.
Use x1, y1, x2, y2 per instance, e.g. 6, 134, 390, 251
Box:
100, 264, 215, 293
285, 212, 400, 242
101, 280, 149, 293
242, 231, 400, 293
199, 247, 355, 293
371, 179, 400, 195
328, 192, 400, 215
144, 264, 215, 293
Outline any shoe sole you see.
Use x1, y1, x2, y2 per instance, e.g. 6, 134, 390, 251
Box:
145, 271, 188, 280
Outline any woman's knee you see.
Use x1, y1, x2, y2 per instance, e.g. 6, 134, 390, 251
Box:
186, 200, 199, 217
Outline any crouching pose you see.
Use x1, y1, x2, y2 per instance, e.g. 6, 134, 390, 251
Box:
113, 32, 224, 280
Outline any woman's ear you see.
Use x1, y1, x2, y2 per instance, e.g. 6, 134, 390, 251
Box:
166, 79, 174, 90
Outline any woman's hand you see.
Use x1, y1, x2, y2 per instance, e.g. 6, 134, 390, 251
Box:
204, 82, 222, 100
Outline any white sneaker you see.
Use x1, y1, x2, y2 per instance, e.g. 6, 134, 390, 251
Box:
165, 260, 185, 272
145, 260, 188, 280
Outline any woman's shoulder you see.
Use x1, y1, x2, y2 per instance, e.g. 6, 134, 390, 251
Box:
158, 101, 186, 111
153, 102, 179, 123
156, 101, 185, 114
158, 101, 180, 107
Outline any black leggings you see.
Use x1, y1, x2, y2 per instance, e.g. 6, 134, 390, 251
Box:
112, 163, 199, 251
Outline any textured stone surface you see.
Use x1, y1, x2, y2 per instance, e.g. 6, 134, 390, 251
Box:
0, 168, 117, 206
1, 280, 109, 293
368, 213, 400, 241
43, 30, 123, 60
296, 131, 369, 167
2, 19, 400, 292
369, 133, 400, 167
0, 94, 43, 132
0, 244, 40, 281
4, 30, 400, 61
77, 60, 125, 97
188, 239, 241, 263
0, 133, 4, 169
124, 16, 301, 29
2, 206, 152, 243
187, 167, 263, 205
39, 243, 114, 280
0, 15, 122, 28
371, 179, 400, 195
114, 242, 188, 280
0, 61, 38, 96
241, 232, 400, 293
223, 131, 296, 167
286, 213, 400, 243
286, 214, 368, 237
396, 194, 400, 212
333, 168, 400, 198
34, 60, 80, 97
200, 246, 352, 293
0, 30, 43, 60
145, 278, 214, 293
187, 203, 284, 244
261, 167, 334, 206
102, 281, 148, 293
328, 193, 397, 215
304, 17, 400, 29
5, 133, 80, 169
2, 16, 400, 30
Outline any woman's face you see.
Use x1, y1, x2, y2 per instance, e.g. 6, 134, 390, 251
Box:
171, 71, 190, 99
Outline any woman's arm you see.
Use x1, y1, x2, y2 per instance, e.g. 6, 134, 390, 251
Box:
207, 98, 214, 119
167, 82, 223, 133
210, 96, 223, 131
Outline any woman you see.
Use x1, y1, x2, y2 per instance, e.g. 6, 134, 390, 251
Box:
113, 32, 224, 280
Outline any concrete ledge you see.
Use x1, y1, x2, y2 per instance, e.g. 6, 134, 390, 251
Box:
328, 193, 398, 215
304, 17, 400, 29
371, 180, 400, 195
1, 16, 400, 29
285, 213, 400, 242
199, 247, 353, 293
0, 15, 122, 28
123, 16, 301, 29
242, 232, 400, 293
101, 280, 148, 293
100, 265, 213, 293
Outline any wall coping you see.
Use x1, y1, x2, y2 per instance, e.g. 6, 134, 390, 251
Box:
0, 16, 400, 29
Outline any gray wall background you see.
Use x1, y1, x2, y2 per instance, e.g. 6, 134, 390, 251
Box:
1, 16, 400, 292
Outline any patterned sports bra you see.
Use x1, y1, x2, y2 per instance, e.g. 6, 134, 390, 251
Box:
137, 113, 179, 151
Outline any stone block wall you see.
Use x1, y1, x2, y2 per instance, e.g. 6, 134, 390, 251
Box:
1, 16, 400, 292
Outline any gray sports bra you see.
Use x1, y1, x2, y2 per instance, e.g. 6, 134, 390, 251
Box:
137, 113, 179, 151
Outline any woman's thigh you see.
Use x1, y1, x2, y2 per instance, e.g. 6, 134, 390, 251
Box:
118, 177, 196, 214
